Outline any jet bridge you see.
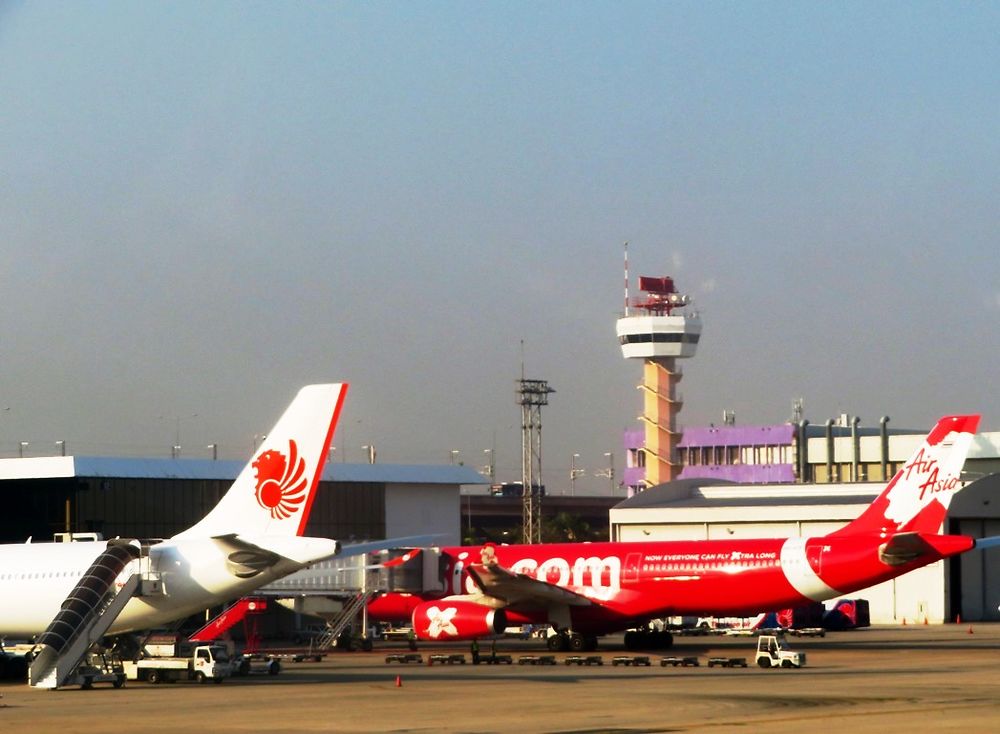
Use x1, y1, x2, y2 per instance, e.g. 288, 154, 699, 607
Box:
29, 539, 158, 689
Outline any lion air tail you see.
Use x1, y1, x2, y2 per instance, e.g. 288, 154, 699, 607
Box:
173, 384, 348, 540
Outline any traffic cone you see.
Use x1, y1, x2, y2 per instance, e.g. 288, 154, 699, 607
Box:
968, 625, 974, 635
395, 675, 402, 687
956, 614, 962, 625
923, 617, 928, 625
902, 618, 907, 626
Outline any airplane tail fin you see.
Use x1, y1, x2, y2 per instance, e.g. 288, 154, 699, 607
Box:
173, 383, 348, 540
832, 415, 979, 537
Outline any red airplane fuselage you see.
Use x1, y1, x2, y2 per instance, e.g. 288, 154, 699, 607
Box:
368, 532, 973, 635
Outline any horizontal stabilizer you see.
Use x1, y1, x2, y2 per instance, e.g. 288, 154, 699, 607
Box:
879, 532, 975, 566
212, 534, 340, 578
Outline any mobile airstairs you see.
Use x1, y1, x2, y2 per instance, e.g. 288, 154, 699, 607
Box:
188, 557, 380, 657
28, 539, 161, 689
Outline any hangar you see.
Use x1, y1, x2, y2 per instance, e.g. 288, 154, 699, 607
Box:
0, 456, 486, 546
610, 474, 1000, 623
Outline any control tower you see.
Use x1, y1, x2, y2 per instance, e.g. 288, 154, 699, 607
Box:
616, 274, 701, 489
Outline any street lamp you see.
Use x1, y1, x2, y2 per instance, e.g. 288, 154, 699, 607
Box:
482, 449, 495, 482
450, 450, 460, 465
362, 444, 376, 464
19, 441, 29, 458
570, 453, 584, 496
55, 440, 66, 457
603, 452, 616, 494
207, 443, 218, 460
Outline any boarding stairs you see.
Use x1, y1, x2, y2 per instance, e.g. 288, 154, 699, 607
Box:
29, 540, 147, 689
188, 596, 268, 643
313, 590, 378, 651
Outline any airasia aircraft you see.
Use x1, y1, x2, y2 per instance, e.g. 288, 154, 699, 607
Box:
369, 415, 984, 651
0, 383, 348, 639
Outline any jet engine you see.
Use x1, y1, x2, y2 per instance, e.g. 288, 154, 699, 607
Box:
411, 600, 507, 641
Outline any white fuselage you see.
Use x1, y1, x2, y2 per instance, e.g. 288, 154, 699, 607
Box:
0, 536, 338, 639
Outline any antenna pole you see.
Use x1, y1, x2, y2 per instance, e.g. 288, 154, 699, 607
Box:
623, 241, 629, 316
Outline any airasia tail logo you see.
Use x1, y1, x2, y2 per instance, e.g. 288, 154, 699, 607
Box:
903, 447, 961, 500
253, 440, 308, 519
885, 446, 960, 524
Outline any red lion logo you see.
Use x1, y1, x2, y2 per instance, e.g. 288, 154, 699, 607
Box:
253, 440, 308, 519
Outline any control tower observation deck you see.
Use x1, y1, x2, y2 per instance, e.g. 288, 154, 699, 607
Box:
616, 276, 702, 489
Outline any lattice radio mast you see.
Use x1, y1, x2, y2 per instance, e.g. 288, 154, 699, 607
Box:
517, 363, 554, 544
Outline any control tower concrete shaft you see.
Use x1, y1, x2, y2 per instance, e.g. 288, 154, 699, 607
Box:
616, 276, 701, 488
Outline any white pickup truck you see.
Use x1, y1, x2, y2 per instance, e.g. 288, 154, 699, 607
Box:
123, 643, 233, 684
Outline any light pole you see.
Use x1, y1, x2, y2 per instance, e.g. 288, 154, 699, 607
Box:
362, 444, 376, 464
604, 452, 615, 494
450, 449, 460, 465
55, 440, 65, 457
19, 441, 29, 458
207, 443, 218, 460
482, 449, 495, 482
570, 453, 584, 496
172, 413, 198, 458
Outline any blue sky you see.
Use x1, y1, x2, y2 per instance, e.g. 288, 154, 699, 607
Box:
1, 2, 997, 492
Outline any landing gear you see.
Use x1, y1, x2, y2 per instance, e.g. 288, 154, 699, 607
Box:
569, 634, 598, 652
547, 631, 599, 652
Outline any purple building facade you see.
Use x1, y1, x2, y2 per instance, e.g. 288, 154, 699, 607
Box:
624, 423, 797, 493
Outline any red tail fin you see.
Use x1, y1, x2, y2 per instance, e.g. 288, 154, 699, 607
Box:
833, 415, 979, 537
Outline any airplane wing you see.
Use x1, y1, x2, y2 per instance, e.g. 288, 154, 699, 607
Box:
466, 563, 592, 608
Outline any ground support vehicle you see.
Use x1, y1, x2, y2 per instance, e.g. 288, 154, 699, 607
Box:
385, 653, 423, 664
125, 646, 231, 684
124, 643, 233, 684
661, 656, 700, 667
380, 626, 414, 641
481, 654, 513, 664
565, 655, 603, 666
0, 645, 31, 680
755, 635, 806, 668
64, 652, 127, 689
518, 655, 557, 665
428, 653, 466, 665
787, 627, 826, 637
611, 656, 651, 666
232, 653, 285, 676
233, 643, 331, 676
707, 657, 748, 668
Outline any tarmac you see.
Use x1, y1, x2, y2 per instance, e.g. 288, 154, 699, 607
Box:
3, 624, 1000, 733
